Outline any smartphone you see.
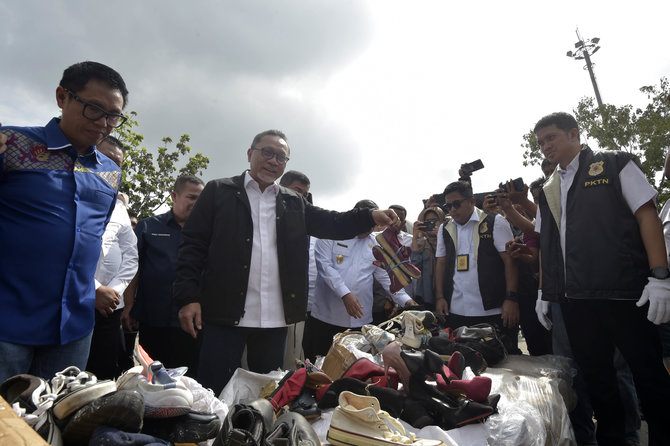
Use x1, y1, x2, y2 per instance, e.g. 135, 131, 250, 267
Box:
420, 220, 436, 231
460, 159, 484, 175
512, 177, 524, 191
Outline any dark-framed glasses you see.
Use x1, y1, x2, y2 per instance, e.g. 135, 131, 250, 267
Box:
444, 199, 466, 212
252, 147, 289, 165
64, 88, 127, 128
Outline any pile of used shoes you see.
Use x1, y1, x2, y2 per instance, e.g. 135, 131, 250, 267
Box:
0, 344, 222, 445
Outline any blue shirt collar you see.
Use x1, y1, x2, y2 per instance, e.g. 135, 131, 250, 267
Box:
44, 117, 101, 164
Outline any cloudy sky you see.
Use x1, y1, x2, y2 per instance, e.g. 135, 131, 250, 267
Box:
2, 0, 668, 221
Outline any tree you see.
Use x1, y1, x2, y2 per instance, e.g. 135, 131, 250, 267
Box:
114, 111, 210, 219
521, 77, 670, 203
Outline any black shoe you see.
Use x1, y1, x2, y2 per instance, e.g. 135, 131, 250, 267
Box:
265, 411, 320, 446
289, 388, 321, 420
317, 378, 367, 409
428, 336, 487, 375
62, 389, 144, 446
213, 402, 266, 446
142, 410, 222, 443
0, 374, 62, 444
401, 349, 450, 386
249, 398, 276, 433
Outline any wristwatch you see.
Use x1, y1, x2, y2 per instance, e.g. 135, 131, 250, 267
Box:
650, 267, 670, 280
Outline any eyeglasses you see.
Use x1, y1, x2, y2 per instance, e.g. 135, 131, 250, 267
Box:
64, 88, 127, 128
251, 147, 289, 165
443, 199, 466, 212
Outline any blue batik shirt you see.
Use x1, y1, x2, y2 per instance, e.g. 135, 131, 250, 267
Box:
0, 118, 121, 345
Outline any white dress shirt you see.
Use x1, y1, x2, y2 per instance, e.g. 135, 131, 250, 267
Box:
436, 210, 513, 316
311, 234, 411, 327
94, 199, 139, 308
239, 172, 286, 327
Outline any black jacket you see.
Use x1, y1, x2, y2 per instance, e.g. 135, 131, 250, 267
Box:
173, 172, 376, 326
539, 147, 648, 301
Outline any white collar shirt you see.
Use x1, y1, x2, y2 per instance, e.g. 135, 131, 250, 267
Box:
240, 172, 286, 327
436, 209, 513, 316
311, 234, 410, 327
94, 199, 138, 307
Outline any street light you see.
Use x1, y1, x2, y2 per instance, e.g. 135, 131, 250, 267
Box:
566, 28, 603, 108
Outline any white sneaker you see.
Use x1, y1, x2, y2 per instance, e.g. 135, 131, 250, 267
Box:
327, 391, 444, 446
117, 365, 193, 418
50, 366, 116, 420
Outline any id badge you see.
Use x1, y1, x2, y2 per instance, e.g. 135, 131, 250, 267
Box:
457, 254, 469, 272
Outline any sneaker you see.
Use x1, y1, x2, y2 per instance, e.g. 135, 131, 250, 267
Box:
327, 391, 444, 446
141, 409, 222, 443
50, 366, 116, 420
0, 374, 63, 445
61, 389, 144, 446
117, 365, 193, 418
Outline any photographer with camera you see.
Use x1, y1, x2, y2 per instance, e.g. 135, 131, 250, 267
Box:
410, 206, 446, 310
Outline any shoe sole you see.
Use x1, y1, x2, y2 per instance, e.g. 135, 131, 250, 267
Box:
53, 381, 117, 420
372, 246, 412, 288
375, 234, 421, 279
143, 415, 222, 442
62, 390, 144, 446
327, 425, 443, 446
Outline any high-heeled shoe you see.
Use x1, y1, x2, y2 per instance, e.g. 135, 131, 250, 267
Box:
400, 349, 453, 389
409, 377, 494, 430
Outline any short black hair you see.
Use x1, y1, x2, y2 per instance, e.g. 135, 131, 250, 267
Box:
354, 199, 378, 210
529, 176, 546, 191
104, 135, 126, 153
533, 112, 579, 135
389, 204, 406, 214
279, 170, 310, 187
173, 175, 204, 193
443, 181, 473, 199
250, 129, 290, 154
541, 158, 555, 171
59, 61, 129, 108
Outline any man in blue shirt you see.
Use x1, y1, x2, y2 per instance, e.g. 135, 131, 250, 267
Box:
0, 61, 128, 383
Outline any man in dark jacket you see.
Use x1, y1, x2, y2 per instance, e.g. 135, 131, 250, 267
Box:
173, 129, 400, 393
534, 112, 670, 445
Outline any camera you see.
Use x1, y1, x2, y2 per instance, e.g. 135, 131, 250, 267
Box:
498, 177, 525, 192
460, 159, 484, 175
419, 220, 436, 231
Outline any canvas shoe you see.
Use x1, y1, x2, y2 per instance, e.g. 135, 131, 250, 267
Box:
0, 374, 63, 445
117, 365, 193, 418
61, 389, 144, 446
327, 391, 444, 446
50, 366, 116, 420
397, 312, 433, 349
375, 226, 422, 279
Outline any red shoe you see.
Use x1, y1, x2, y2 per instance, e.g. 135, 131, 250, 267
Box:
372, 245, 410, 293
375, 227, 421, 279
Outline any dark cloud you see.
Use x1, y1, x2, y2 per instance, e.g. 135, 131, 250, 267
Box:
1, 0, 373, 194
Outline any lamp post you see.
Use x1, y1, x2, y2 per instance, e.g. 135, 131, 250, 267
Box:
566, 28, 603, 108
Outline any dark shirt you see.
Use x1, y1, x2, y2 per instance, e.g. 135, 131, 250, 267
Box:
0, 118, 121, 345
132, 210, 183, 327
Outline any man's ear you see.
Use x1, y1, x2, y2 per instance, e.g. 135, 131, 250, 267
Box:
56, 86, 68, 108
171, 190, 177, 202
568, 127, 580, 142
247, 148, 253, 162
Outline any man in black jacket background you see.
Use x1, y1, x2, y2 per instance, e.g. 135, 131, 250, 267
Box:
174, 129, 400, 394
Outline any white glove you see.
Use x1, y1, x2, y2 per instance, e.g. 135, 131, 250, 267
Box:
535, 289, 552, 330
636, 277, 670, 325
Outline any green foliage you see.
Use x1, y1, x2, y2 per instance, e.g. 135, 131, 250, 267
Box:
521, 77, 670, 204
114, 111, 210, 219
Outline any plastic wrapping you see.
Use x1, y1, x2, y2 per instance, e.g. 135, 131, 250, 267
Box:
481, 355, 576, 445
